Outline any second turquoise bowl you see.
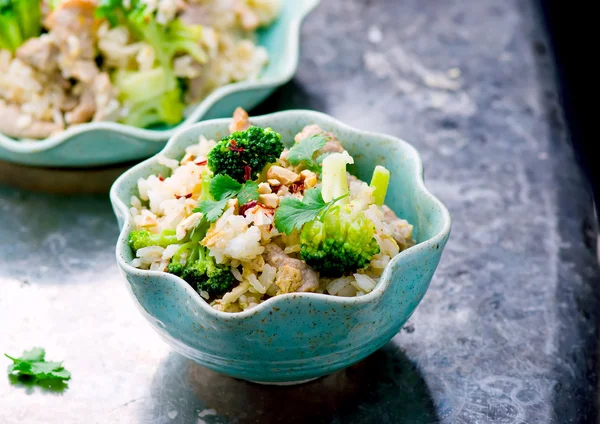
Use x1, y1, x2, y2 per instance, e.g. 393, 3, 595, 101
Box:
110, 110, 451, 384
0, 0, 319, 167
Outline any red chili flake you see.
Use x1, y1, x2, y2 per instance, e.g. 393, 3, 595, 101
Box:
243, 165, 252, 181
239, 200, 258, 216
195, 160, 207, 166
229, 140, 245, 152
175, 193, 193, 199
158, 174, 164, 181
289, 182, 304, 194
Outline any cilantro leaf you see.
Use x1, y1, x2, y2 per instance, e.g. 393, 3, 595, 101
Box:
209, 174, 242, 201
237, 181, 259, 206
286, 135, 327, 172
193, 177, 259, 222
195, 199, 229, 222
19, 347, 45, 362
274, 188, 326, 235
5, 348, 71, 387
274, 187, 351, 235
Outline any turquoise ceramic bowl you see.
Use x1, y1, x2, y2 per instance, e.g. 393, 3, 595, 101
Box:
0, 0, 318, 168
110, 110, 451, 384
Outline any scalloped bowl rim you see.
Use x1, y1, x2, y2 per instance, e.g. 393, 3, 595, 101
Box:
0, 0, 320, 154
111, 110, 451, 321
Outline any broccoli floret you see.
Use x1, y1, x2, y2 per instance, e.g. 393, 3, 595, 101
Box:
129, 229, 179, 252
123, 8, 206, 79
0, 0, 42, 52
181, 248, 236, 296
97, 0, 206, 127
166, 199, 236, 296
300, 152, 380, 277
166, 262, 184, 276
208, 126, 285, 183
114, 68, 185, 128
168, 234, 236, 296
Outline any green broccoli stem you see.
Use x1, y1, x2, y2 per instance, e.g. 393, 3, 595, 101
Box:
129, 228, 179, 251
169, 20, 207, 63
14, 0, 41, 39
169, 220, 208, 266
199, 169, 213, 201
320, 151, 354, 204
0, 30, 10, 50
0, 11, 23, 51
370, 165, 390, 206
120, 88, 184, 128
125, 14, 207, 91
146, 231, 178, 246
114, 68, 169, 104
132, 19, 177, 90
122, 102, 162, 128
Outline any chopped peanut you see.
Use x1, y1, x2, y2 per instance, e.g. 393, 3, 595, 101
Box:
300, 170, 318, 189
258, 182, 272, 194
276, 185, 290, 197
267, 166, 299, 185
259, 193, 279, 208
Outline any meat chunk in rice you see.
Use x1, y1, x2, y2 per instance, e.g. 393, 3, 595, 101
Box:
382, 205, 416, 251
275, 265, 303, 294
65, 87, 96, 124
263, 244, 319, 292
16, 36, 59, 73
228, 107, 251, 133
45, 0, 98, 61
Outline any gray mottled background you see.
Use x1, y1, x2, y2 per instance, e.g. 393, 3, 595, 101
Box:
1, 0, 599, 423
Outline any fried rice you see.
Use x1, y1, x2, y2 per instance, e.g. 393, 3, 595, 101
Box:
128, 108, 415, 312
0, 0, 279, 139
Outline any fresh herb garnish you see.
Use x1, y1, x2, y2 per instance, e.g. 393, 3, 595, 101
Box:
5, 348, 71, 386
95, 0, 123, 26
193, 175, 259, 222
209, 174, 243, 200
286, 135, 327, 172
195, 198, 229, 223
274, 187, 349, 235
237, 181, 259, 206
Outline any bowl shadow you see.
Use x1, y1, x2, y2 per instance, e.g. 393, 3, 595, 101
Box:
141, 342, 439, 424
252, 79, 327, 115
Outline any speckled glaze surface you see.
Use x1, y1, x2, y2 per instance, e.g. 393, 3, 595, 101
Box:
110, 110, 451, 383
0, 0, 319, 168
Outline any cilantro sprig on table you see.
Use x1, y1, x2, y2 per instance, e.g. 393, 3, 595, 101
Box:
274, 187, 349, 235
5, 347, 71, 388
193, 174, 259, 222
286, 135, 328, 172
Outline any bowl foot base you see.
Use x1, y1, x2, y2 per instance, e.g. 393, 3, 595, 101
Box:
245, 377, 320, 386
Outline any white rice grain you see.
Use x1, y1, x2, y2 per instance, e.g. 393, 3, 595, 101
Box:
352, 274, 377, 293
